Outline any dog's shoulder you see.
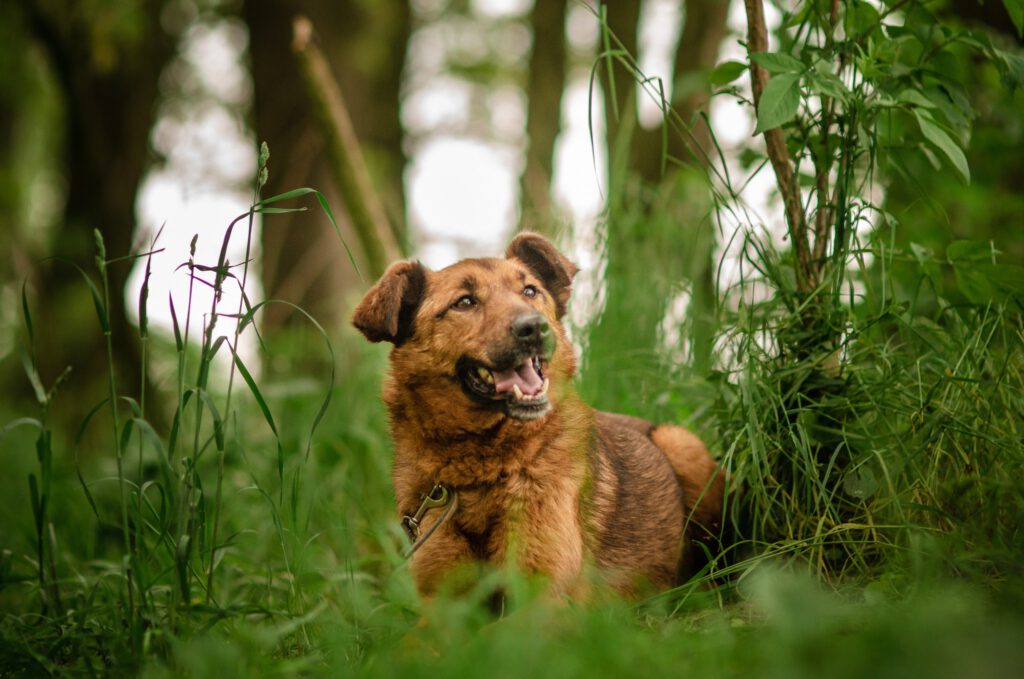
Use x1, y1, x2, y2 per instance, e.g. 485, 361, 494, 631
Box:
590, 411, 674, 484
594, 411, 655, 438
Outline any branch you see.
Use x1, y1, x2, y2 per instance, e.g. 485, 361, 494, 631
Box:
744, 0, 813, 291
812, 0, 841, 266
292, 16, 400, 279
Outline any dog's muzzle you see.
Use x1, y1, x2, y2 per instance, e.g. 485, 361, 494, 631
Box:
456, 313, 554, 420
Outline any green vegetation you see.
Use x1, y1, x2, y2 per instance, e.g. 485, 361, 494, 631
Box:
2, 0, 1024, 676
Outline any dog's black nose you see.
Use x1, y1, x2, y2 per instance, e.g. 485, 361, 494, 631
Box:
511, 313, 548, 344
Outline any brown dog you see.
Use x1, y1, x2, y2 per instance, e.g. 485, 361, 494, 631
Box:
352, 233, 724, 598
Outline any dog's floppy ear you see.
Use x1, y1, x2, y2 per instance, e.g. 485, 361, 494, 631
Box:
352, 260, 427, 344
506, 232, 579, 317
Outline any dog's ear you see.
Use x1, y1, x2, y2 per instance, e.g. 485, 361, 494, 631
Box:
506, 232, 579, 317
352, 260, 427, 344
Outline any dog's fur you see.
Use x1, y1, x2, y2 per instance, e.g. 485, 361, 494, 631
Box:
353, 233, 724, 597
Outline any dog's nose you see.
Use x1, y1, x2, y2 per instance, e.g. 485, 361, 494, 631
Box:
511, 313, 548, 344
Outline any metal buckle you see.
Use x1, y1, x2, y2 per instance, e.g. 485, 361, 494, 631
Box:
401, 484, 450, 543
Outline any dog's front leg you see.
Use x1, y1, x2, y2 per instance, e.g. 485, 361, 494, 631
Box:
409, 515, 477, 596
509, 475, 587, 598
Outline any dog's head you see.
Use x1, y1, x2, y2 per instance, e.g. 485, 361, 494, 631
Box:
353, 233, 578, 423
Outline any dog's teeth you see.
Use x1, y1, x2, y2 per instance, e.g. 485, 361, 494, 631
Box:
513, 384, 523, 400
477, 366, 492, 383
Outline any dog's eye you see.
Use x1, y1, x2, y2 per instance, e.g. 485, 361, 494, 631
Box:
452, 295, 476, 310
523, 285, 539, 298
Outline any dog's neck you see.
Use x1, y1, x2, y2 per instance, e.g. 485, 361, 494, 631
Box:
385, 380, 592, 490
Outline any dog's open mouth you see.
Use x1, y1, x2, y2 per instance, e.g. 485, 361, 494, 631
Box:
458, 355, 551, 420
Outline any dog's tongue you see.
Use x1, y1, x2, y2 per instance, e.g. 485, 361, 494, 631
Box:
493, 359, 543, 396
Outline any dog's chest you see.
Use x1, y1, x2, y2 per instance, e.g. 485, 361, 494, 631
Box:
452, 472, 535, 559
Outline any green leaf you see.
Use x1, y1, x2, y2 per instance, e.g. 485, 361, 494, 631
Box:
709, 60, 747, 86
196, 389, 225, 453
807, 71, 850, 103
255, 187, 319, 207
229, 344, 278, 439
914, 110, 970, 184
45, 258, 108, 333
924, 84, 974, 132
952, 267, 994, 304
2, 417, 41, 436
995, 48, 1024, 92
256, 187, 361, 279
947, 240, 993, 264
255, 207, 308, 214
843, 467, 879, 500
846, 0, 882, 37
755, 73, 801, 133
21, 282, 33, 344
243, 299, 335, 464
910, 243, 940, 289
897, 89, 935, 109
947, 241, 1001, 303
139, 251, 153, 340
951, 264, 1024, 305
751, 52, 804, 74
1003, 0, 1024, 38
20, 350, 46, 405
987, 263, 1024, 299
169, 293, 183, 352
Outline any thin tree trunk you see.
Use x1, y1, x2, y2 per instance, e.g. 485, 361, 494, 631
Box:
292, 16, 400, 278
519, 0, 569, 234
595, 1, 731, 375
743, 0, 811, 291
22, 0, 176, 424
602, 0, 646, 190
245, 0, 410, 331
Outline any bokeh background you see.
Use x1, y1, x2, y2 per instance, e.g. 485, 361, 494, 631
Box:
1, 0, 1021, 408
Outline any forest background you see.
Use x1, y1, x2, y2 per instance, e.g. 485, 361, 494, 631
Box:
1, 0, 1024, 675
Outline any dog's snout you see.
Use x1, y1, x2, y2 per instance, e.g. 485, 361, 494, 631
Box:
511, 313, 548, 344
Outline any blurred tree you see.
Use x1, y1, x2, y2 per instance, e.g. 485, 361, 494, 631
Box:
8, 0, 180, 421
519, 0, 569, 234
244, 0, 410, 332
603, 0, 730, 186
585, 0, 732, 399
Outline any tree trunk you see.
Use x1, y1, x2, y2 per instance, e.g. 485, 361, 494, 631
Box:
591, 0, 731, 380
244, 0, 410, 332
604, 0, 730, 186
602, 0, 648, 190
519, 0, 569, 234
22, 1, 177, 425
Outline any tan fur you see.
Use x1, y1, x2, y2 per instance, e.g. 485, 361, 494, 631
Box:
352, 233, 724, 598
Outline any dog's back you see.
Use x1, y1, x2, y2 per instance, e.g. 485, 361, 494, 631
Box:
586, 412, 724, 593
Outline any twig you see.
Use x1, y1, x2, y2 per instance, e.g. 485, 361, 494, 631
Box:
292, 16, 400, 278
744, 0, 813, 291
812, 0, 841, 266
